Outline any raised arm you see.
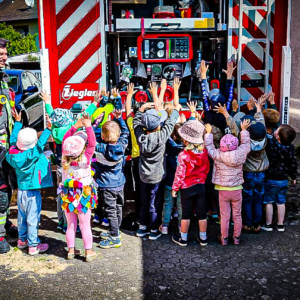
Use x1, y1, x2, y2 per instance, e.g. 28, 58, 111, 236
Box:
172, 152, 187, 192
173, 77, 181, 107
113, 109, 129, 148
81, 114, 96, 163
222, 61, 236, 111
199, 60, 210, 112
158, 79, 167, 107
204, 124, 220, 160
125, 83, 134, 118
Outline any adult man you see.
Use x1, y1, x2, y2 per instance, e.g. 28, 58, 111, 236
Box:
0, 37, 17, 253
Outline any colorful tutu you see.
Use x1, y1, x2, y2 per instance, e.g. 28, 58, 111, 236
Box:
60, 179, 98, 214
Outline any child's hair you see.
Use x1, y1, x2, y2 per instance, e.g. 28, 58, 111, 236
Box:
183, 139, 204, 152
62, 150, 85, 171
101, 120, 121, 143
263, 109, 280, 129
164, 102, 174, 117
278, 124, 296, 146
171, 123, 182, 142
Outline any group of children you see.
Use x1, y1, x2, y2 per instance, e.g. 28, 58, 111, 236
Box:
3, 61, 297, 261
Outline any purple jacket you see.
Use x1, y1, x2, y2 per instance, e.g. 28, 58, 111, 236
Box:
204, 130, 251, 187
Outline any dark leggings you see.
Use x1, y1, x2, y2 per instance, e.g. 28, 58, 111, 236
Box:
181, 184, 207, 220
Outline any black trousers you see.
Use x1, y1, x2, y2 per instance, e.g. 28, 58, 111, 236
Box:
99, 189, 124, 237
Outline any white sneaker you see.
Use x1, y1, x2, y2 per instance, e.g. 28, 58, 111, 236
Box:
161, 226, 168, 235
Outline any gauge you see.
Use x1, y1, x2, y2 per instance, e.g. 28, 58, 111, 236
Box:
157, 41, 164, 49
157, 50, 164, 58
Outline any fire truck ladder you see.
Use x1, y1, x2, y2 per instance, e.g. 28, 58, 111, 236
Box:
237, 0, 272, 106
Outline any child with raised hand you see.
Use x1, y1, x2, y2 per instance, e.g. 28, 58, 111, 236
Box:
95, 109, 129, 248
60, 113, 97, 261
262, 124, 298, 232
171, 119, 210, 247
134, 80, 181, 240
6, 111, 53, 255
204, 120, 251, 245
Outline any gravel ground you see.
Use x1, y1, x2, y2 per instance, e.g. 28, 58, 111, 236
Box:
0, 170, 299, 300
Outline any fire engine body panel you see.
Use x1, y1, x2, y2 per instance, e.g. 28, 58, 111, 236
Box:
38, 0, 289, 114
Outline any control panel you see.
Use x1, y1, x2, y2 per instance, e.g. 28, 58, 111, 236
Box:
137, 34, 193, 63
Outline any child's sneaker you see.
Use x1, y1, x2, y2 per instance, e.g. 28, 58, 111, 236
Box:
233, 236, 240, 245
136, 226, 149, 238
149, 230, 162, 240
28, 243, 49, 255
99, 236, 121, 248
277, 224, 285, 232
101, 218, 109, 227
100, 231, 121, 240
17, 239, 28, 249
261, 224, 273, 232
160, 225, 168, 235
199, 238, 208, 246
172, 234, 187, 247
93, 215, 100, 224
252, 225, 261, 233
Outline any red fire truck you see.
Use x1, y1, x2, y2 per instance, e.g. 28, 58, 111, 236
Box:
38, 0, 291, 122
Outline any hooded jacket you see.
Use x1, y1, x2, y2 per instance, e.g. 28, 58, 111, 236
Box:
205, 130, 251, 187
172, 148, 210, 191
133, 109, 179, 184
265, 134, 297, 180
93, 117, 129, 189
6, 122, 53, 190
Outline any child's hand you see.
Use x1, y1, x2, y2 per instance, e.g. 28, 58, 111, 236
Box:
111, 88, 119, 98
74, 117, 83, 129
93, 90, 101, 104
173, 77, 181, 91
213, 103, 229, 117
205, 123, 212, 134
11, 108, 22, 122
40, 91, 51, 104
46, 114, 52, 130
232, 99, 238, 112
160, 79, 167, 91
81, 113, 92, 127
113, 109, 122, 119
187, 101, 197, 113
267, 92, 275, 105
292, 179, 297, 185
101, 87, 110, 98
240, 119, 251, 130
258, 93, 268, 107
139, 102, 155, 113
198, 60, 209, 80
196, 111, 204, 122
127, 83, 135, 96
222, 61, 236, 80
149, 82, 158, 96
180, 113, 186, 124
174, 103, 182, 112
171, 190, 177, 198
247, 97, 256, 111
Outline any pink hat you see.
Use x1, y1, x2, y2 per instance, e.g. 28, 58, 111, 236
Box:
62, 131, 87, 157
178, 120, 205, 144
220, 134, 239, 152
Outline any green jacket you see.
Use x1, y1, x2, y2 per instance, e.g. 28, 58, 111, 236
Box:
45, 103, 97, 144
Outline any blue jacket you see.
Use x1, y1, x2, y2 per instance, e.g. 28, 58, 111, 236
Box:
6, 122, 53, 190
93, 117, 129, 189
165, 138, 183, 187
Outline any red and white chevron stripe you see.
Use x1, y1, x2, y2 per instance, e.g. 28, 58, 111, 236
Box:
228, 0, 275, 102
39, 0, 106, 108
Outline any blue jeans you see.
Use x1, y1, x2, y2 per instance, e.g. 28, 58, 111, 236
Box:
139, 181, 164, 230
17, 190, 42, 247
242, 172, 265, 227
264, 179, 289, 205
162, 186, 182, 226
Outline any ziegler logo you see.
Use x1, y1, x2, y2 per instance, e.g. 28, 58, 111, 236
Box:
62, 85, 98, 101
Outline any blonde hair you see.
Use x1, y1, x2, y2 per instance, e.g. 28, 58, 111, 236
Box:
62, 150, 85, 172
183, 139, 204, 152
101, 121, 121, 143
164, 102, 174, 117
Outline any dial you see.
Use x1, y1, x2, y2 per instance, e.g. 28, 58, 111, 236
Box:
157, 41, 164, 49
157, 50, 164, 58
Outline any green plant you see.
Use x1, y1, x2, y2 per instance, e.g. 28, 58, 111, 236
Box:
0, 22, 37, 55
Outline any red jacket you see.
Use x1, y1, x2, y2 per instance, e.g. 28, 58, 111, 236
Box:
172, 148, 210, 191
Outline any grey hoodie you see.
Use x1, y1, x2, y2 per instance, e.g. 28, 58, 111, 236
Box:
133, 109, 179, 184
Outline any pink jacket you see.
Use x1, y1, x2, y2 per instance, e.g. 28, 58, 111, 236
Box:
172, 148, 210, 191
204, 130, 251, 187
